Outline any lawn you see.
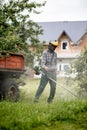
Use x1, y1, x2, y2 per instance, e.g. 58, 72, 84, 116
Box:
0, 77, 87, 130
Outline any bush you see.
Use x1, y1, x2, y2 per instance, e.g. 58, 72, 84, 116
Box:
72, 47, 87, 96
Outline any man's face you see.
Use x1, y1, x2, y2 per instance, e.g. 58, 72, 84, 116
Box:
48, 43, 57, 52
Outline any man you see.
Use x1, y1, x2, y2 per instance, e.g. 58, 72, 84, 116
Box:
34, 41, 58, 103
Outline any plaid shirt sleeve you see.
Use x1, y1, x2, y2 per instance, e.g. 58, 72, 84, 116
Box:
41, 50, 47, 68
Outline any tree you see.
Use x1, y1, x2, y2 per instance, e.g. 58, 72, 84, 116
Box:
73, 47, 87, 95
0, 0, 46, 66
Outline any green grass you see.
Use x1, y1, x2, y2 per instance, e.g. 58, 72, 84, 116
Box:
0, 78, 87, 130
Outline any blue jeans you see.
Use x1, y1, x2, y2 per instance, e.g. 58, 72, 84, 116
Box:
34, 71, 57, 103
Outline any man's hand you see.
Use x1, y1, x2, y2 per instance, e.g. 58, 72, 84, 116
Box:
45, 66, 49, 71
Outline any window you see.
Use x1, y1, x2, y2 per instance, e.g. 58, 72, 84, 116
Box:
63, 42, 67, 49
63, 65, 69, 72
61, 63, 70, 74
61, 41, 69, 50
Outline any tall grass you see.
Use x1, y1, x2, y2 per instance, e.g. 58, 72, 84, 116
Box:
0, 78, 87, 130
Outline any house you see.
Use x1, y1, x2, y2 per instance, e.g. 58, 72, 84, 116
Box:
38, 21, 87, 76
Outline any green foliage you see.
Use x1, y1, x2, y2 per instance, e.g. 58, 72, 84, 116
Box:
0, 100, 87, 130
73, 47, 87, 94
0, 0, 46, 66
0, 78, 87, 130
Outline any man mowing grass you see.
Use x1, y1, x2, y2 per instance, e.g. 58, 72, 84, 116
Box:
34, 41, 58, 103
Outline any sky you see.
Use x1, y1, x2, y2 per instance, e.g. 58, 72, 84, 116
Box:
30, 0, 87, 22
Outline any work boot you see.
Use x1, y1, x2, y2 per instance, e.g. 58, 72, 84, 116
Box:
34, 98, 38, 103
47, 98, 53, 104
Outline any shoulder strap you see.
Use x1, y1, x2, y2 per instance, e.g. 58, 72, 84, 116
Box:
50, 52, 54, 64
